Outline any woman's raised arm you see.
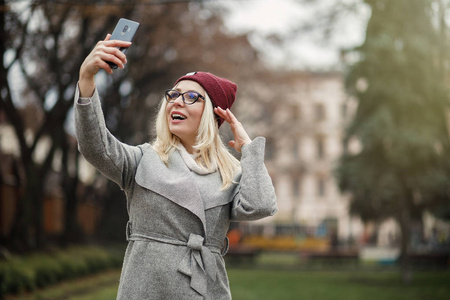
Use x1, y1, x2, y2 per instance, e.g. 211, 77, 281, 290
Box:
78, 34, 131, 97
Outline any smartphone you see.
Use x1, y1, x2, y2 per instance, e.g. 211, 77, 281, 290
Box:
107, 18, 140, 69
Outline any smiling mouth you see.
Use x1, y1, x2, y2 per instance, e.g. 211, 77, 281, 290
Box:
171, 113, 187, 120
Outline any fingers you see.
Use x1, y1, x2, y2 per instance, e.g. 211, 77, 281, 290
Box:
80, 36, 132, 82
103, 32, 131, 47
91, 51, 123, 73
96, 34, 131, 64
91, 41, 128, 70
214, 106, 251, 152
102, 47, 127, 67
98, 42, 129, 62
97, 59, 115, 74
214, 107, 237, 125
213, 107, 227, 119
103, 39, 132, 48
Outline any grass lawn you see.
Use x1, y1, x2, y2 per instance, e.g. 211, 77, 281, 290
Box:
228, 269, 450, 300
4, 270, 120, 300
5, 268, 450, 300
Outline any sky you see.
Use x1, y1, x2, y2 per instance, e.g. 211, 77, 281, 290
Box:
208, 0, 370, 70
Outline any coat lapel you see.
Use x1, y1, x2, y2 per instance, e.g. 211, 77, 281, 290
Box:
135, 148, 207, 234
198, 172, 236, 211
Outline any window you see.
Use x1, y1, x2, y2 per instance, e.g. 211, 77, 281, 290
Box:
315, 103, 326, 121
316, 136, 325, 159
293, 177, 301, 198
292, 138, 301, 158
291, 104, 301, 120
341, 103, 348, 119
317, 177, 326, 197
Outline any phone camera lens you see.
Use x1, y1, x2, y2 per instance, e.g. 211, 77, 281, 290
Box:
123, 25, 129, 33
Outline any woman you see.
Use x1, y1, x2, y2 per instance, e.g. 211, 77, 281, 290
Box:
75, 35, 277, 300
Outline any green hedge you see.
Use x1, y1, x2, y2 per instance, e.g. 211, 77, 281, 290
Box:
0, 245, 124, 297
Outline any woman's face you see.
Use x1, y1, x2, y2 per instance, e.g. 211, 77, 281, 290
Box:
166, 80, 205, 151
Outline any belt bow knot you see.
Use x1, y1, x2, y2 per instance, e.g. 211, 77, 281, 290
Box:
177, 233, 218, 297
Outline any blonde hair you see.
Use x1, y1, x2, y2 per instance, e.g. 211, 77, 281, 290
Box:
152, 93, 241, 190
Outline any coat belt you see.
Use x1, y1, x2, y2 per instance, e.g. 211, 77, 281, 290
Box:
126, 221, 227, 297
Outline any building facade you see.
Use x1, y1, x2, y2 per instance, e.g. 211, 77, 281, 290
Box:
234, 71, 364, 242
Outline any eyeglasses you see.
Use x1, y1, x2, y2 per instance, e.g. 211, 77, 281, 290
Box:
165, 89, 205, 105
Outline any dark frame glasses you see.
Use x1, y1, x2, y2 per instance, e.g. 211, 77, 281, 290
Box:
165, 89, 205, 105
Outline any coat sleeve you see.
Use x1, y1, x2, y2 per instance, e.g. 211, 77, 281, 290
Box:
231, 137, 278, 221
74, 84, 147, 190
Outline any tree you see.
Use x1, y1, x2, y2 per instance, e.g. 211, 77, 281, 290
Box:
0, 1, 132, 251
337, 0, 450, 282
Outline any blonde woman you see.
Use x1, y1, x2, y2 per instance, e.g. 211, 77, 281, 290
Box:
75, 35, 277, 300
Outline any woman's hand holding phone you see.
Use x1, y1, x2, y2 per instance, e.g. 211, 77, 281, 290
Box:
78, 34, 131, 97
78, 18, 139, 97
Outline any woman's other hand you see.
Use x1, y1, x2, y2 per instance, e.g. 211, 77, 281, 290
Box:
214, 107, 252, 152
78, 34, 131, 97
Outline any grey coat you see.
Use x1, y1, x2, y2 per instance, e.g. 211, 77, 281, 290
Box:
74, 86, 277, 300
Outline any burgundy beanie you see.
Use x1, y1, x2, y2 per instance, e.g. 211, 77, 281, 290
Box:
174, 71, 237, 127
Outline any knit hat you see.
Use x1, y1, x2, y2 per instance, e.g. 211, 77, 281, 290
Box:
174, 71, 237, 127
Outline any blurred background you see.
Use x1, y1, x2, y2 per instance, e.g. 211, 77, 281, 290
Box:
1, 0, 450, 299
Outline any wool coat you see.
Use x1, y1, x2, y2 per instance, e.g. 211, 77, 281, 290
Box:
74, 85, 278, 300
